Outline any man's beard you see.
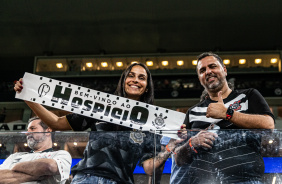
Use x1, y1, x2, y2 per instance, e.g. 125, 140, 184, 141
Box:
27, 133, 47, 150
205, 74, 225, 92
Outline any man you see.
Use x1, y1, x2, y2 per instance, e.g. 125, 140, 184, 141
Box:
175, 52, 275, 184
0, 117, 72, 184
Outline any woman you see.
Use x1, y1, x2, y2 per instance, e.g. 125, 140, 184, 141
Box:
14, 63, 165, 184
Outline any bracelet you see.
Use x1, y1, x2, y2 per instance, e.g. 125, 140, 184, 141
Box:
166, 144, 176, 155
188, 138, 198, 153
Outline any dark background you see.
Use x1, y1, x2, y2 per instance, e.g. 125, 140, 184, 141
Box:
1, 0, 282, 79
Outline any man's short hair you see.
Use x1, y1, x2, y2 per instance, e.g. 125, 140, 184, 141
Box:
28, 116, 49, 130
28, 116, 54, 142
196, 52, 225, 69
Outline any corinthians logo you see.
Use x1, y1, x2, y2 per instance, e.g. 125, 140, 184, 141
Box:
152, 113, 167, 129
38, 83, 50, 97
130, 131, 146, 145
229, 100, 242, 111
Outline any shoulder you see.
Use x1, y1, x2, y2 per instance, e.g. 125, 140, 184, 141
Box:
235, 88, 258, 95
50, 150, 72, 161
11, 152, 29, 157
66, 113, 98, 125
66, 113, 83, 120
52, 150, 71, 156
4, 152, 29, 162
234, 88, 264, 99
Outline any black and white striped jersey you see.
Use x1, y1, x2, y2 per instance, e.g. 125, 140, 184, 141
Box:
183, 88, 274, 184
185, 88, 274, 130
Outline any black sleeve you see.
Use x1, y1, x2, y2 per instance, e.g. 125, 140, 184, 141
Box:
66, 113, 97, 131
139, 133, 162, 165
247, 88, 275, 121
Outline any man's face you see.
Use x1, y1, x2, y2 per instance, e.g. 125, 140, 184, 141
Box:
197, 56, 227, 92
26, 119, 47, 150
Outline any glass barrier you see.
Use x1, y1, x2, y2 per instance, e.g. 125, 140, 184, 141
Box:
0, 131, 157, 184
0, 130, 282, 184
156, 129, 282, 184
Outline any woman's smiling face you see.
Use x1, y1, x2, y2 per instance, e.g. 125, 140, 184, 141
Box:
124, 65, 148, 101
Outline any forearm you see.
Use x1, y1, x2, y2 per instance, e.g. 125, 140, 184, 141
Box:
25, 100, 71, 130
12, 158, 59, 177
144, 137, 192, 175
231, 111, 274, 129
143, 150, 171, 176
174, 141, 193, 166
174, 131, 216, 166
0, 170, 39, 184
206, 90, 274, 129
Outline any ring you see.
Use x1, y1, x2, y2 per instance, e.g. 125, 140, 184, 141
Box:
204, 138, 207, 143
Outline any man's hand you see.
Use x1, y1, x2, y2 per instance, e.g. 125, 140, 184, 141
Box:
166, 136, 186, 154
0, 169, 40, 184
191, 130, 218, 149
11, 158, 59, 177
206, 91, 227, 119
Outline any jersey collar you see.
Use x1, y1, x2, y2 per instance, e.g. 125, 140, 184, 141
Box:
30, 148, 54, 153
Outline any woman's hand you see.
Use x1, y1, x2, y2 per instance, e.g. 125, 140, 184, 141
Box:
14, 78, 23, 93
178, 124, 188, 139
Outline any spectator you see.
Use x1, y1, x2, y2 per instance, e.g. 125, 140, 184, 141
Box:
15, 63, 166, 184
0, 116, 72, 184
175, 52, 275, 183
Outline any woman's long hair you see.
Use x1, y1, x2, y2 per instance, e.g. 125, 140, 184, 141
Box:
114, 63, 154, 105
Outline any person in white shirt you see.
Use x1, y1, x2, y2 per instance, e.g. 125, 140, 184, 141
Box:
0, 116, 72, 184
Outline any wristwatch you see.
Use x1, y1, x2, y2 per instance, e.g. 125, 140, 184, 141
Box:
226, 106, 234, 121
